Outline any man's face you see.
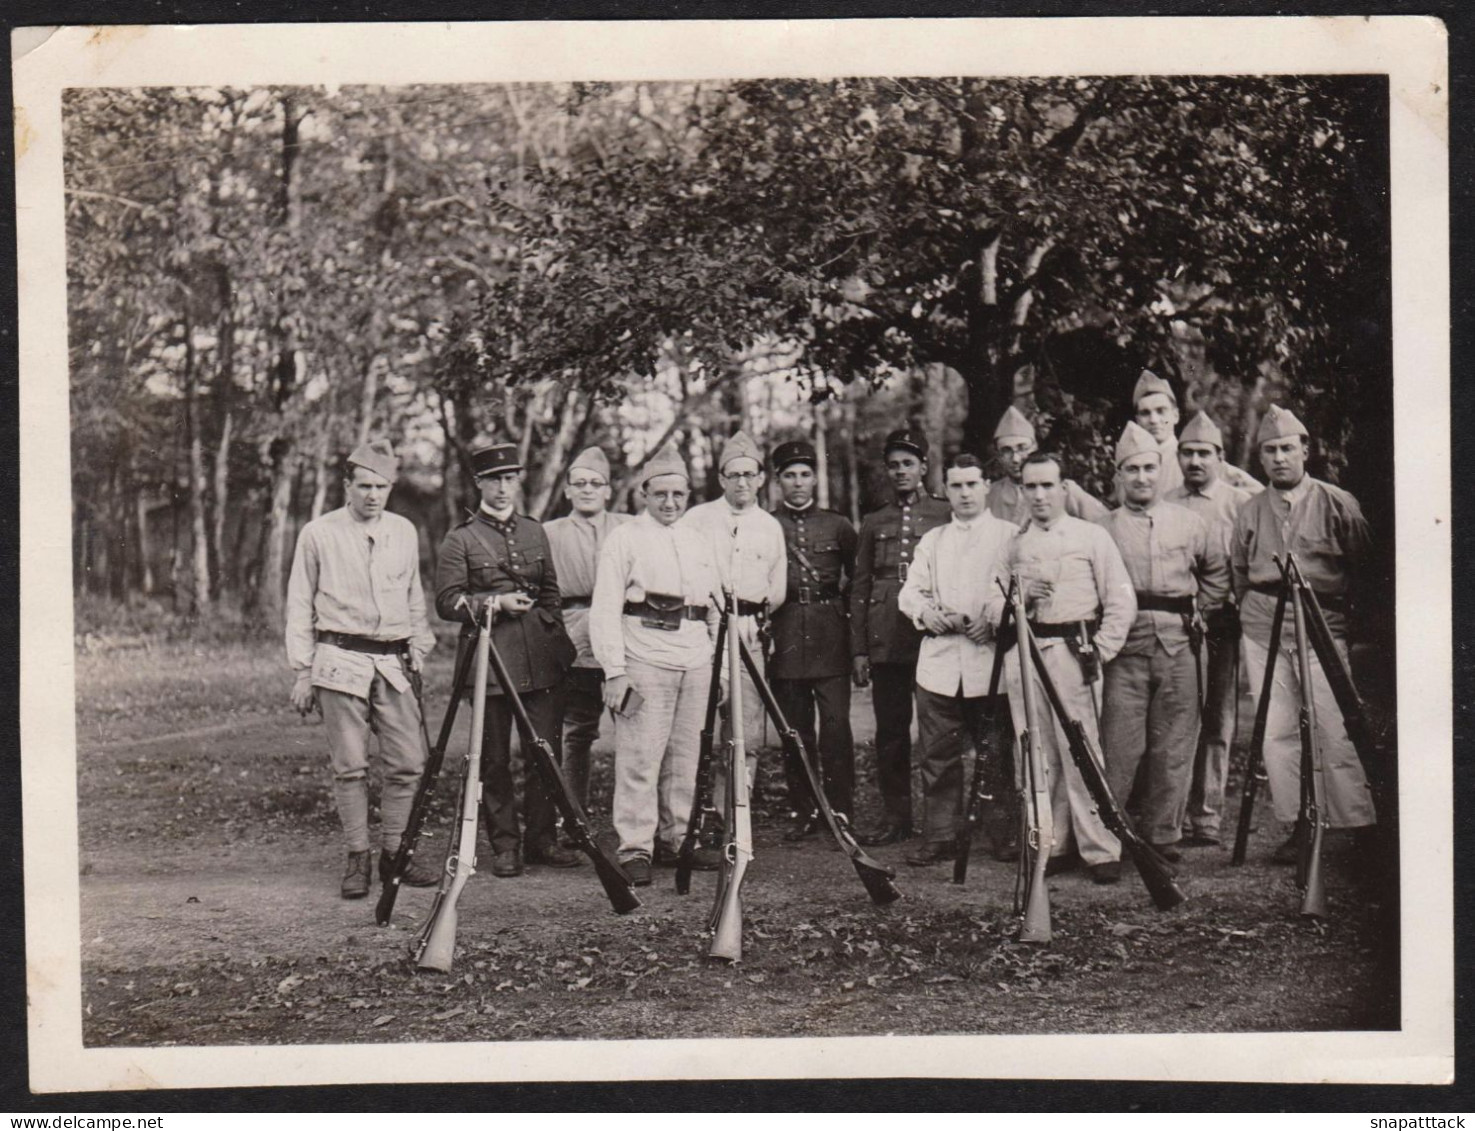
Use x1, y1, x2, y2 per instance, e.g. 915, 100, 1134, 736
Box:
645, 473, 690, 526
1135, 393, 1180, 444
945, 465, 988, 520
997, 436, 1036, 482
1119, 452, 1162, 507
720, 457, 763, 509
1178, 441, 1221, 490
1260, 436, 1308, 489
565, 468, 611, 517
885, 450, 925, 494
344, 466, 392, 521
1021, 460, 1066, 523
777, 463, 816, 508
477, 469, 521, 513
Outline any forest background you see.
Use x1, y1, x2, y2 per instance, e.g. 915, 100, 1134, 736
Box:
62, 75, 1394, 638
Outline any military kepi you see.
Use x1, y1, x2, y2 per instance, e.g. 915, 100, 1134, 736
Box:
568, 445, 611, 481
1114, 421, 1160, 466
1256, 404, 1309, 445
994, 405, 1036, 443
471, 443, 522, 478
883, 427, 928, 459
1131, 368, 1176, 406
718, 430, 763, 471
1179, 411, 1225, 450
771, 439, 818, 472
347, 438, 399, 484
641, 442, 689, 486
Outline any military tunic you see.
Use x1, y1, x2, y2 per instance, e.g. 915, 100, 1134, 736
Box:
1231, 477, 1376, 828
771, 502, 858, 816
850, 491, 952, 825
435, 509, 576, 856
1096, 500, 1229, 847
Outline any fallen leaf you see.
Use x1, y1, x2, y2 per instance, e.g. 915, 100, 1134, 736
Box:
372, 1014, 394, 1027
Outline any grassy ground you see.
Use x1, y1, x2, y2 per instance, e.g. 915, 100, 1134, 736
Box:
75, 639, 1400, 1047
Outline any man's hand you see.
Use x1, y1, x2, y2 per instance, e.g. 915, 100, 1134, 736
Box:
405, 648, 424, 674
852, 656, 871, 687
497, 592, 536, 618
963, 615, 991, 646
920, 606, 955, 636
603, 674, 630, 713
1023, 577, 1054, 606
290, 675, 317, 717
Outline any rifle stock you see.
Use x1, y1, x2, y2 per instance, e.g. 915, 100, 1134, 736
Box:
708, 599, 753, 962
1231, 576, 1288, 866
376, 637, 478, 927
676, 609, 728, 896
1012, 580, 1053, 944
479, 628, 641, 916
414, 598, 493, 972
954, 586, 1015, 886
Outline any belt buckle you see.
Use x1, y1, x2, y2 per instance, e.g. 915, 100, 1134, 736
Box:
897, 562, 908, 583
798, 586, 812, 605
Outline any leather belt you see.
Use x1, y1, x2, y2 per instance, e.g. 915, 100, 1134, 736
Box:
623, 600, 708, 621
736, 599, 768, 617
561, 596, 592, 610
999, 619, 1095, 649
1134, 592, 1196, 615
873, 563, 909, 582
315, 631, 409, 655
789, 585, 841, 605
1249, 582, 1347, 613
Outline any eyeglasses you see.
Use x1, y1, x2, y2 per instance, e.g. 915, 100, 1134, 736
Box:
722, 471, 762, 483
568, 479, 607, 490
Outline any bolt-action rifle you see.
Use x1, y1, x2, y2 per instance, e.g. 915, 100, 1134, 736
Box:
376, 635, 479, 927
1231, 568, 1289, 866
708, 593, 753, 963
1011, 576, 1055, 944
675, 605, 729, 895
414, 596, 494, 973
953, 575, 1016, 886
1287, 556, 1329, 920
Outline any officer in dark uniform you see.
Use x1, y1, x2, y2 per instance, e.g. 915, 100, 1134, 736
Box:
851, 429, 952, 845
435, 443, 581, 878
769, 440, 860, 839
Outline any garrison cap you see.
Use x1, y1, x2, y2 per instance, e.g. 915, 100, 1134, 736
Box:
1132, 368, 1177, 407
882, 428, 929, 460
718, 430, 763, 472
771, 440, 818, 473
641, 442, 689, 487
1179, 411, 1225, 451
471, 443, 522, 478
347, 438, 399, 485
993, 405, 1036, 444
1114, 421, 1161, 466
568, 445, 611, 481
1256, 404, 1309, 445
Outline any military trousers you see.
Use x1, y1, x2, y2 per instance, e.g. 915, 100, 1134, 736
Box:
1100, 643, 1200, 848
870, 661, 918, 824
318, 676, 426, 854
774, 674, 855, 818
1185, 627, 1240, 841
560, 666, 606, 811
1004, 640, 1120, 866
612, 658, 709, 862
480, 686, 563, 856
914, 686, 1004, 845
1241, 633, 1376, 829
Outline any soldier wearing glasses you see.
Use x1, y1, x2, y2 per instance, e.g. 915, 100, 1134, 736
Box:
544, 446, 631, 814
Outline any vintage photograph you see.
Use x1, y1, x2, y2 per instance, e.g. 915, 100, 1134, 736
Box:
16, 18, 1450, 1090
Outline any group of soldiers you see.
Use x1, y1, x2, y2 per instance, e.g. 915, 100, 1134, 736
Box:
285, 367, 1375, 902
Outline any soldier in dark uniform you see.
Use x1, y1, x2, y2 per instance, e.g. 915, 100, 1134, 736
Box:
769, 440, 860, 839
851, 429, 952, 846
435, 443, 582, 878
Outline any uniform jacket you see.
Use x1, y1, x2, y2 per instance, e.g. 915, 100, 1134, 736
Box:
850, 492, 951, 666
544, 509, 632, 669
771, 503, 857, 680
435, 510, 575, 696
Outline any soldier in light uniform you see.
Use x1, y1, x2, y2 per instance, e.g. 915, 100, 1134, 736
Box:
680, 430, 787, 802
590, 444, 723, 887
769, 440, 859, 838
543, 445, 631, 814
985, 452, 1137, 884
285, 439, 438, 899
1097, 422, 1230, 861
1165, 411, 1254, 847
896, 454, 1017, 865
987, 405, 1108, 524
1231, 405, 1376, 863
1130, 370, 1264, 500
851, 429, 952, 846
435, 443, 582, 878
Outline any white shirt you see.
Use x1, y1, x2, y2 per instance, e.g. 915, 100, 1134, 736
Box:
898, 511, 1016, 697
